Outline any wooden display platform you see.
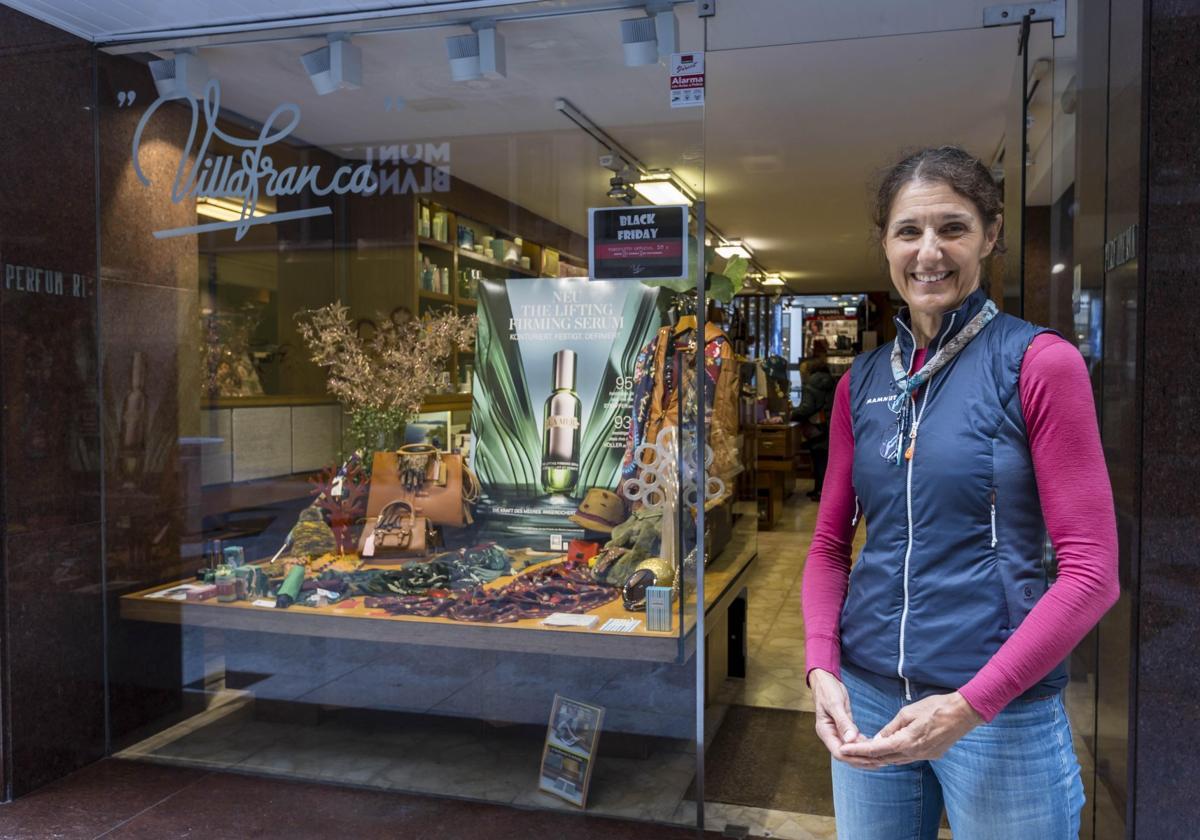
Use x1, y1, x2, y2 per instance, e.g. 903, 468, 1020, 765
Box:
120, 539, 757, 664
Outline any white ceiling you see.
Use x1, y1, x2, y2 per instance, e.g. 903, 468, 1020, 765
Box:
183, 12, 1025, 293
705, 27, 1023, 292
8, 0, 1045, 294
2, 0, 558, 42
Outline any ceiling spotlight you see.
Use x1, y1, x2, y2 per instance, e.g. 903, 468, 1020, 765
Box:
446, 22, 507, 82
633, 171, 692, 206
148, 50, 210, 100
716, 241, 751, 260
607, 175, 637, 204
301, 34, 362, 95
621, 5, 678, 67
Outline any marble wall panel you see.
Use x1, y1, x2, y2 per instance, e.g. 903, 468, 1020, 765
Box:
97, 54, 198, 293
1133, 2, 1200, 837
3, 523, 106, 798
99, 278, 201, 748
100, 280, 201, 523
0, 8, 101, 535
0, 4, 103, 801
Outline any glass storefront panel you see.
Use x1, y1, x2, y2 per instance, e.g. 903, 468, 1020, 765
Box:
96, 4, 754, 827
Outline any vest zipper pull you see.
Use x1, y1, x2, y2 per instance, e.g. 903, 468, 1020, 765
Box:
904, 420, 918, 461
990, 489, 998, 548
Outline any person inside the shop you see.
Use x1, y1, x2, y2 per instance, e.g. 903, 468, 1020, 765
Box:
791, 353, 836, 501
802, 145, 1119, 838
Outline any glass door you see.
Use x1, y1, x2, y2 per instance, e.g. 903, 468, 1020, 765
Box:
700, 7, 1085, 838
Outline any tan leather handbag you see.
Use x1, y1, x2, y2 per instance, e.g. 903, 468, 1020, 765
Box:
367, 445, 478, 527
359, 500, 432, 559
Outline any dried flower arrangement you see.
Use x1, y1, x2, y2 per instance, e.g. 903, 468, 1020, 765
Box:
297, 302, 476, 452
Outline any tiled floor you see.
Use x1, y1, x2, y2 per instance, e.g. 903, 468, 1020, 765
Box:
718, 487, 865, 715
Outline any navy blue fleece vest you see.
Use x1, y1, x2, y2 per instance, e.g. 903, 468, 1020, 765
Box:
843, 289, 1067, 700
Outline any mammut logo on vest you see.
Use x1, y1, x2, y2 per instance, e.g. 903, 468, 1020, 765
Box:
866, 395, 892, 405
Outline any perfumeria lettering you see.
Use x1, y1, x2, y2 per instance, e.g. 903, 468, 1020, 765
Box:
132, 79, 450, 241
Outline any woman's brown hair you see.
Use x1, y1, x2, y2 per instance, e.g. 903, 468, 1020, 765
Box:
872, 145, 1006, 255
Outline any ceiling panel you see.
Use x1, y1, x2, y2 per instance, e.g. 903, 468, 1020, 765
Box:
16, 1, 1035, 295
2, 0, 557, 40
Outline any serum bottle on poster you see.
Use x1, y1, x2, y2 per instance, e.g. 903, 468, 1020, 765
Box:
541, 349, 582, 494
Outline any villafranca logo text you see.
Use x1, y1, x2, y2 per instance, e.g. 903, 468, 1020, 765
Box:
132, 79, 449, 241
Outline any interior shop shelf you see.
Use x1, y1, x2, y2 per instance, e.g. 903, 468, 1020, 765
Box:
456, 247, 538, 277
417, 236, 454, 253
120, 538, 756, 664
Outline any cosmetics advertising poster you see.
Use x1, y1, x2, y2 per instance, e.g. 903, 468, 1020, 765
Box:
470, 277, 661, 540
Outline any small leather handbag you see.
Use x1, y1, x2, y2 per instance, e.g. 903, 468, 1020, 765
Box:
368, 445, 479, 528
359, 500, 433, 560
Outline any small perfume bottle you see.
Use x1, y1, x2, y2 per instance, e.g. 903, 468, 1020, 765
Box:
541, 350, 582, 494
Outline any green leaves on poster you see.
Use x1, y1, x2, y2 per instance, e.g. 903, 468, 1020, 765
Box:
472, 287, 541, 490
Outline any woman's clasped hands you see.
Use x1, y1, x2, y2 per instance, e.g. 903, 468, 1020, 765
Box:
809, 668, 984, 769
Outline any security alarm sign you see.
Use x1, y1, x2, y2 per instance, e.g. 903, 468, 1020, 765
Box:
588, 206, 688, 281
669, 52, 705, 109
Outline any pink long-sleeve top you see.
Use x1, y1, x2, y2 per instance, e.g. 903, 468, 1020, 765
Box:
801, 332, 1119, 722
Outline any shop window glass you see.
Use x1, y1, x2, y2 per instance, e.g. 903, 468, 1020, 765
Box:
97, 6, 754, 828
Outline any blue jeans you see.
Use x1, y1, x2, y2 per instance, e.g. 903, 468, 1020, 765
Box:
831, 667, 1085, 840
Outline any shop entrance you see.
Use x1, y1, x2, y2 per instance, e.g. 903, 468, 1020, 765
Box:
693, 7, 1098, 838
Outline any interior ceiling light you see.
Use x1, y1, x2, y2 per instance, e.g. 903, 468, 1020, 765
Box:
761, 274, 786, 287
621, 4, 678, 67
197, 195, 276, 223
607, 175, 637, 204
1051, 262, 1067, 274
301, 34, 362, 95
446, 22, 507, 82
633, 172, 692, 206
716, 241, 751, 260
148, 50, 210, 101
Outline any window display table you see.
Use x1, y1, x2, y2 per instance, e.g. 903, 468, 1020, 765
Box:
120, 539, 757, 665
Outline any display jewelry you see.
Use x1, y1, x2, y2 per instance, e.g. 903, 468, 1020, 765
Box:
621, 426, 725, 576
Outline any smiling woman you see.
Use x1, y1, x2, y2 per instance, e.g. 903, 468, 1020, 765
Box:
873, 146, 1005, 347
802, 144, 1119, 839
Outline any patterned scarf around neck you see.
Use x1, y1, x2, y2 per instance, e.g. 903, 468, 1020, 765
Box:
882, 298, 998, 464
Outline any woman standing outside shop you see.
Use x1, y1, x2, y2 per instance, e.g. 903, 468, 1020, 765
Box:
802, 147, 1119, 839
